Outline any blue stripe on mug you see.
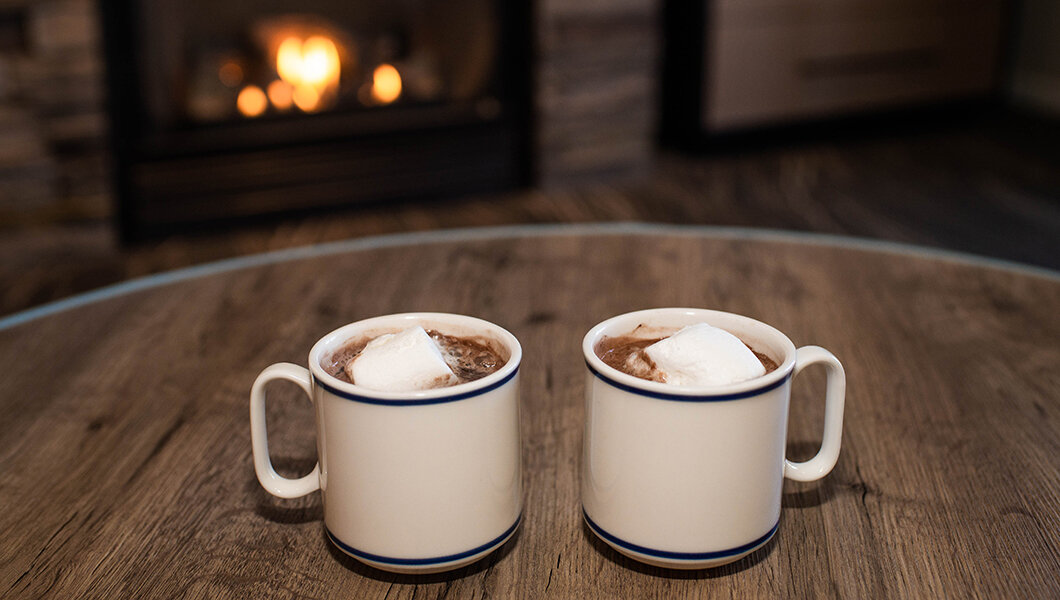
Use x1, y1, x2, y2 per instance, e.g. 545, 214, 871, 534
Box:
326, 515, 521, 566
313, 367, 519, 406
585, 360, 791, 402
583, 509, 778, 561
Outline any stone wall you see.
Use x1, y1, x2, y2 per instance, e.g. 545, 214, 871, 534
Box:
0, 0, 109, 226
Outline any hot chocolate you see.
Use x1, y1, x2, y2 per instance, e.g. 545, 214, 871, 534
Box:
322, 329, 506, 388
595, 325, 778, 385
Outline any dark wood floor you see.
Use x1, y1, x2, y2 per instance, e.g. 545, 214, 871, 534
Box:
2, 110, 1058, 318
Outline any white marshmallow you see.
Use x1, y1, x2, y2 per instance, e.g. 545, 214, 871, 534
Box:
347, 326, 458, 392
644, 323, 765, 387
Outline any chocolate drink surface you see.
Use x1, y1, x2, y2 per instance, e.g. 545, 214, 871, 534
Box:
323, 330, 506, 386
595, 334, 778, 383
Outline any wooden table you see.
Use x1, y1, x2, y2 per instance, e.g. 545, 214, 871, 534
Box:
2, 224, 1058, 598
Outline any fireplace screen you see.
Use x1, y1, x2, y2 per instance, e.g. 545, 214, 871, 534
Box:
141, 2, 502, 124
102, 1, 529, 240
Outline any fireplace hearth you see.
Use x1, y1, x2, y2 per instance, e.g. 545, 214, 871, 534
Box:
101, 0, 531, 240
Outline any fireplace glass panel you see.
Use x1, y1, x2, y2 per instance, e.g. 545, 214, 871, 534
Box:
102, 0, 528, 240
137, 1, 500, 127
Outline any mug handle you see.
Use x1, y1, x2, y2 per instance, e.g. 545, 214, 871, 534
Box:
783, 346, 846, 482
250, 363, 321, 498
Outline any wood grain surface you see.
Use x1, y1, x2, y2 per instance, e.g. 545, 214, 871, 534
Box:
5, 111, 1060, 319
1, 227, 1058, 598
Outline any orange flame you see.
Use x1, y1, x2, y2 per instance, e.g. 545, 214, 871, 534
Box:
237, 85, 267, 117
293, 85, 322, 112
218, 60, 244, 87
371, 64, 402, 105
267, 80, 294, 111
275, 35, 340, 112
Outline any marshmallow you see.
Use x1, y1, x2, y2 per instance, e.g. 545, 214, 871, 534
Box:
347, 326, 458, 392
644, 323, 765, 386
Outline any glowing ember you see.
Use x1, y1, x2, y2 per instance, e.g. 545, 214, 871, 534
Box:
293, 84, 322, 112
274, 35, 341, 112
276, 37, 305, 85
267, 80, 294, 111
371, 63, 402, 105
300, 37, 340, 87
218, 61, 243, 87
237, 85, 267, 117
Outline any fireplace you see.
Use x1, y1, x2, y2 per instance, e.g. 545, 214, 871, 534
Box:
101, 0, 532, 240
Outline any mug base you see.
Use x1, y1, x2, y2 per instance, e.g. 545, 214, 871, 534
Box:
583, 510, 777, 570
325, 517, 520, 575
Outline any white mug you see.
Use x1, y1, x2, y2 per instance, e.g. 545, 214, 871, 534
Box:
250, 313, 523, 574
581, 308, 845, 569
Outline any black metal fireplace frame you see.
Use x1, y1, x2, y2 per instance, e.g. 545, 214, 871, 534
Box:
100, 1, 534, 242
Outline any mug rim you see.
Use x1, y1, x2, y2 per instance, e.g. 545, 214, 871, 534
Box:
308, 312, 522, 404
582, 308, 797, 400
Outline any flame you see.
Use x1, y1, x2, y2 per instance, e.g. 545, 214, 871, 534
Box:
267, 80, 294, 111
293, 85, 322, 112
371, 63, 402, 105
301, 37, 340, 87
276, 37, 305, 85
237, 85, 267, 117
218, 60, 243, 87
274, 35, 340, 112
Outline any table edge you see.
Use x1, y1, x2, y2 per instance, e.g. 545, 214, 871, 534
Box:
2, 222, 1057, 332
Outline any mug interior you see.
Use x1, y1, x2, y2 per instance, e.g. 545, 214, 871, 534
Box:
309, 312, 521, 401
582, 308, 797, 396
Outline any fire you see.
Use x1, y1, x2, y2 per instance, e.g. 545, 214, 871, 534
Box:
218, 60, 243, 87
237, 85, 267, 117
275, 35, 340, 112
371, 63, 402, 105
276, 38, 302, 84
267, 80, 294, 111
293, 85, 321, 113
300, 37, 340, 87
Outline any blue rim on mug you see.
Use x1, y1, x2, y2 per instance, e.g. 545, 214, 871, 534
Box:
326, 515, 522, 567
585, 359, 792, 402
583, 509, 778, 561
312, 367, 520, 406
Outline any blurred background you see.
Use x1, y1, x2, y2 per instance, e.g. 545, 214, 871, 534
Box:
0, 0, 1057, 318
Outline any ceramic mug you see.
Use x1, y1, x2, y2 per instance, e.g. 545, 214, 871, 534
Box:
250, 313, 523, 574
581, 308, 845, 569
